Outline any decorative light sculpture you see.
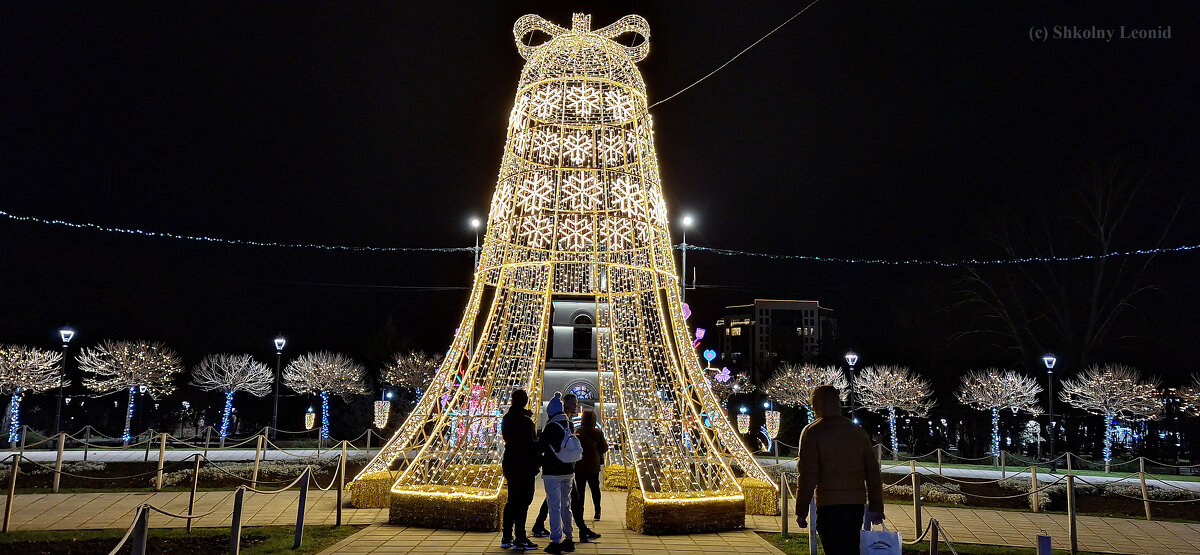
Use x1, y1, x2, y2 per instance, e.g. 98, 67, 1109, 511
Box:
1059, 364, 1162, 466
374, 400, 390, 428
955, 368, 1042, 458
764, 409, 781, 438
703, 349, 717, 366
352, 13, 773, 533
0, 344, 63, 443
737, 406, 751, 435
304, 407, 316, 430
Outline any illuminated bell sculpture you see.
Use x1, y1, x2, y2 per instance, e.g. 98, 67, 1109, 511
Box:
351, 13, 773, 533
304, 408, 315, 431
373, 401, 390, 429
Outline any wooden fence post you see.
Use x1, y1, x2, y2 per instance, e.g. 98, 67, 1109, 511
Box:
337, 441, 346, 526
3, 453, 19, 533
930, 519, 940, 555
1001, 451, 1006, 479
1066, 474, 1078, 555
53, 432, 66, 493
1031, 465, 1040, 512
131, 505, 149, 555
155, 432, 167, 491
83, 426, 91, 461
910, 460, 922, 538
936, 448, 943, 476
144, 429, 154, 462
294, 467, 310, 548
188, 454, 200, 533
779, 473, 789, 536
229, 487, 245, 555
204, 427, 211, 459
1139, 457, 1151, 521
251, 435, 264, 489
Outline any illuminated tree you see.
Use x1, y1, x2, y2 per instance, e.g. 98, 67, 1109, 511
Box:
191, 353, 272, 439
765, 364, 848, 410
381, 350, 442, 401
854, 365, 936, 457
78, 339, 182, 445
1179, 374, 1200, 417
705, 366, 756, 407
1060, 364, 1162, 465
956, 368, 1043, 457
0, 345, 63, 443
283, 351, 367, 439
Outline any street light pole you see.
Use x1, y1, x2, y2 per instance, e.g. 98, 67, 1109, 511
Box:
271, 335, 286, 440
680, 215, 693, 303
471, 218, 481, 271
1043, 353, 1057, 470
845, 350, 859, 425
54, 326, 75, 435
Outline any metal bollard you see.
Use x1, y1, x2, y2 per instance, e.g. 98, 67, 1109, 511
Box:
1066, 474, 1078, 555
230, 487, 245, 555
294, 467, 310, 548
204, 427, 211, 459
188, 454, 200, 533
155, 432, 167, 491
1001, 451, 1006, 479
3, 453, 20, 533
131, 505, 149, 555
144, 429, 153, 462
251, 435, 264, 489
53, 432, 66, 493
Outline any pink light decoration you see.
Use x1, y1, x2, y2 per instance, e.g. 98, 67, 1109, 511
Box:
715, 367, 731, 383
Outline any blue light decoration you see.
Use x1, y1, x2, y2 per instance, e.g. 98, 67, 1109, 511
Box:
7, 388, 23, 443
1103, 413, 1115, 466
887, 405, 899, 458
122, 385, 137, 444
219, 390, 235, 439
760, 425, 773, 452
703, 349, 717, 365
320, 390, 331, 439
990, 408, 1001, 457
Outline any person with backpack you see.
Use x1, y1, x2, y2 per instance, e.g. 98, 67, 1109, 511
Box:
572, 409, 608, 526
500, 389, 540, 552
537, 391, 581, 554
531, 392, 577, 537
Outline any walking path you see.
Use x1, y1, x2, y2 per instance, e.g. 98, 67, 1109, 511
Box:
757, 457, 1200, 492
4, 488, 1198, 554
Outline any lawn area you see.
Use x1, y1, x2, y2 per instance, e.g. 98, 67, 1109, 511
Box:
761, 532, 1108, 555
756, 456, 1200, 483
0, 525, 363, 554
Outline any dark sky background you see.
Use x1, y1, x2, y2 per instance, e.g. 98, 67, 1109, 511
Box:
2, 2, 1198, 398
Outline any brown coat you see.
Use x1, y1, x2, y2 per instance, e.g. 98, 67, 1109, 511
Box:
574, 424, 608, 474
794, 414, 884, 513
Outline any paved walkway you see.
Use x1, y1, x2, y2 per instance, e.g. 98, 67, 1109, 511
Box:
3, 447, 352, 463
4, 489, 1198, 554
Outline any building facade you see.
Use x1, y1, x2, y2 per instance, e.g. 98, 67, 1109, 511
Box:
716, 299, 836, 383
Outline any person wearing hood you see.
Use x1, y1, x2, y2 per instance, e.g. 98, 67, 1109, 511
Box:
537, 392, 576, 554
500, 389, 539, 552
795, 385, 885, 554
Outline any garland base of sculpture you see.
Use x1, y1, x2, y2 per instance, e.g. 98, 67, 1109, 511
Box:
349, 471, 394, 508
389, 486, 507, 531
738, 477, 780, 516
625, 489, 745, 535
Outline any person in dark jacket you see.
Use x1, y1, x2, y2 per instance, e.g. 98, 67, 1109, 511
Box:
536, 392, 576, 554
572, 409, 608, 524
501, 389, 540, 552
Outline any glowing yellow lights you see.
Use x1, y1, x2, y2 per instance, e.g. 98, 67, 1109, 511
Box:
351, 13, 773, 533
304, 410, 315, 431
764, 410, 781, 438
373, 401, 390, 428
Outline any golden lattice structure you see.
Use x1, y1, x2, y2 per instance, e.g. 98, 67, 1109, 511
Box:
350, 13, 775, 533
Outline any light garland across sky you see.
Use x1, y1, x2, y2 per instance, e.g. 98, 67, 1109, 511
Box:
5, 207, 1196, 267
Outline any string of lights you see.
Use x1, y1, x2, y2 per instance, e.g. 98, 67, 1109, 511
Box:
6, 208, 1196, 267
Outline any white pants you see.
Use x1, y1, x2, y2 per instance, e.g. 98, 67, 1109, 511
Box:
542, 473, 574, 543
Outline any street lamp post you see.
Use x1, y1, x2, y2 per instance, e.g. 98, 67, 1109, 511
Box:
1043, 353, 1057, 469
845, 350, 859, 424
54, 326, 75, 435
271, 335, 286, 440
680, 215, 693, 303
470, 218, 482, 271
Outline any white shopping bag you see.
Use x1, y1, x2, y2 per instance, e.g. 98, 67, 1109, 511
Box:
860, 521, 902, 555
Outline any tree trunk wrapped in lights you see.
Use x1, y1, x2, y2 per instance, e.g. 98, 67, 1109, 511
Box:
0, 345, 63, 443
282, 351, 367, 440
765, 364, 848, 425
853, 365, 935, 458
1059, 364, 1162, 466
351, 12, 773, 531
78, 339, 182, 445
191, 353, 273, 439
956, 368, 1043, 459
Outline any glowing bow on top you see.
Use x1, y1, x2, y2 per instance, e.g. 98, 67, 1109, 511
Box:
514, 13, 650, 62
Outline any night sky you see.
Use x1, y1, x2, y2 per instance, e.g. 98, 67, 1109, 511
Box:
3, 2, 1198, 397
